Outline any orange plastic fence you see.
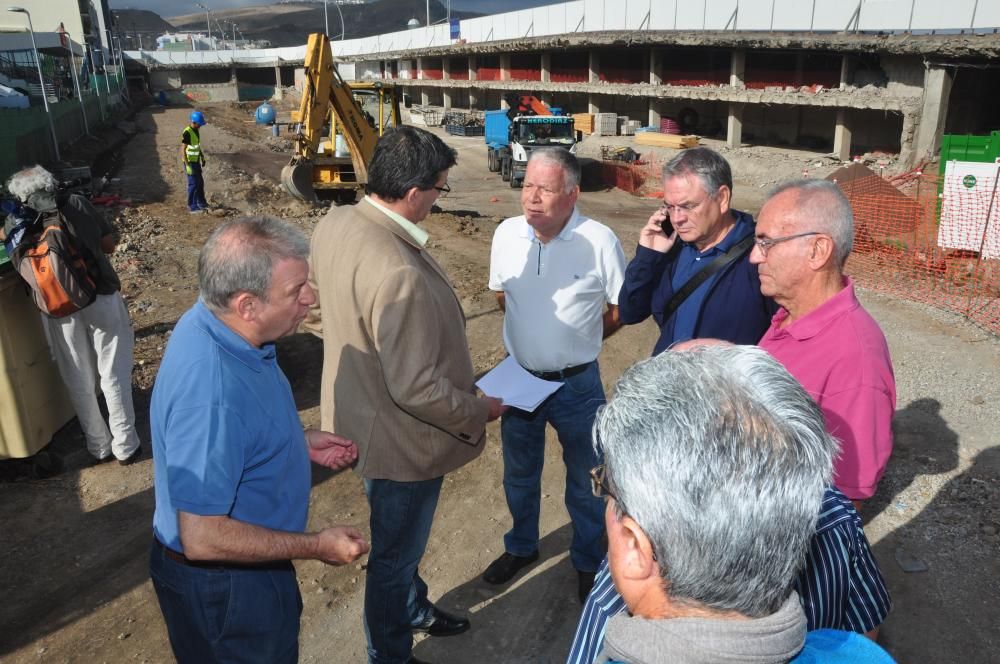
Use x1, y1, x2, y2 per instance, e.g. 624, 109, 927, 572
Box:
837, 171, 999, 335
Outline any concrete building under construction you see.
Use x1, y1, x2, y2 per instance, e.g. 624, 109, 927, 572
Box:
330, 0, 1000, 166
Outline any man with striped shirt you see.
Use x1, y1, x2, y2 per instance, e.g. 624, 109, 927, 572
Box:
568, 484, 890, 664
582, 345, 894, 663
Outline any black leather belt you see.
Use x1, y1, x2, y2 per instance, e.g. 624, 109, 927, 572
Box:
525, 361, 593, 381
154, 537, 292, 571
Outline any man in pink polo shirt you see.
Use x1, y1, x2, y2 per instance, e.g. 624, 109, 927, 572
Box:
752, 179, 896, 503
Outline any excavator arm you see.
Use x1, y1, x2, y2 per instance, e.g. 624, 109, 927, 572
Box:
282, 32, 381, 203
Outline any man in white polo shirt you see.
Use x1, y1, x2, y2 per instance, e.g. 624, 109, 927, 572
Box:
485, 148, 626, 602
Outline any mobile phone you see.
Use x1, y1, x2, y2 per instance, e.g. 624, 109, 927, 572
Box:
658, 204, 671, 228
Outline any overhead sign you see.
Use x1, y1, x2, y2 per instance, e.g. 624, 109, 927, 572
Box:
449, 18, 460, 40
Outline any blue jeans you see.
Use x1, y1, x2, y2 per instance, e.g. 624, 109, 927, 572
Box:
149, 540, 301, 664
186, 162, 208, 211
501, 361, 607, 572
363, 477, 444, 664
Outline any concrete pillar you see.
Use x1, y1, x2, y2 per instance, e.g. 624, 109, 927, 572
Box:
914, 65, 954, 159
273, 65, 283, 100
648, 99, 661, 128
650, 49, 662, 85
417, 57, 424, 80
833, 109, 852, 161
469, 88, 479, 111
727, 102, 744, 149
421, 88, 430, 106
839, 55, 853, 91
541, 52, 551, 84
442, 88, 453, 111
468, 55, 477, 81
588, 93, 600, 115
588, 51, 600, 84
730, 50, 745, 89
500, 53, 511, 82
442, 57, 451, 81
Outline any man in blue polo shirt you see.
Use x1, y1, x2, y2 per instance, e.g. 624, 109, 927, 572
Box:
618, 147, 776, 354
149, 217, 369, 664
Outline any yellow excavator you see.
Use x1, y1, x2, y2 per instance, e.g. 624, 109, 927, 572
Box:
281, 32, 402, 204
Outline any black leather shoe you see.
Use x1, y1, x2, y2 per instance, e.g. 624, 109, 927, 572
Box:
578, 570, 597, 604
90, 454, 114, 466
411, 606, 470, 637
482, 551, 540, 585
118, 446, 143, 466
408, 658, 431, 664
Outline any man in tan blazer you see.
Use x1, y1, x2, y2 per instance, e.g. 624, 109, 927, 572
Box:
307, 126, 504, 664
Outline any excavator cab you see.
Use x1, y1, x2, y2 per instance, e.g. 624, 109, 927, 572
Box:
281, 33, 402, 204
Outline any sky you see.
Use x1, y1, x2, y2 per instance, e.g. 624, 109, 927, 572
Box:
111, 0, 563, 20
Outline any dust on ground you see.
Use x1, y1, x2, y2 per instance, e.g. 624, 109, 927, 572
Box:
0, 101, 997, 664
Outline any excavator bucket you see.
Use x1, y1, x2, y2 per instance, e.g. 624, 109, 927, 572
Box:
281, 159, 318, 203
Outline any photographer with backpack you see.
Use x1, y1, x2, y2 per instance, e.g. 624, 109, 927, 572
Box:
3, 165, 141, 466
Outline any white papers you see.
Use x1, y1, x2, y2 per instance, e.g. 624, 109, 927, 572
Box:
476, 356, 563, 412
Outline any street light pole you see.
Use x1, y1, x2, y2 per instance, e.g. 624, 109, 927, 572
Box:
61, 29, 89, 136
196, 3, 211, 49
7, 6, 60, 161
88, 45, 106, 122
105, 28, 115, 77
333, 1, 345, 40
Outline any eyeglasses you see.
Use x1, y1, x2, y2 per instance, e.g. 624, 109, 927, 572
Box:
661, 189, 718, 215
753, 231, 822, 258
590, 464, 618, 502
590, 463, 659, 562
432, 183, 451, 196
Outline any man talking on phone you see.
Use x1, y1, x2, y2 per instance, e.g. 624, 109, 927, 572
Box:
617, 147, 776, 354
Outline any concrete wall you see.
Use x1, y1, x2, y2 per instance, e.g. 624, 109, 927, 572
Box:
881, 55, 925, 98
151, 67, 283, 103
150, 70, 239, 103
355, 60, 382, 80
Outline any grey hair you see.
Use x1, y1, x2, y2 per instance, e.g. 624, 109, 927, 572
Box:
6, 165, 58, 202
661, 147, 733, 199
198, 216, 310, 313
528, 147, 581, 192
767, 179, 854, 268
595, 345, 837, 618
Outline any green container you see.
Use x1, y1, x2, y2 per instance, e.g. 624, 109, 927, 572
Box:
939, 131, 1000, 174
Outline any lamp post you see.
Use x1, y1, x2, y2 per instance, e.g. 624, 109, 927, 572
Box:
196, 3, 211, 49
323, 1, 345, 40
7, 6, 60, 161
333, 1, 345, 40
105, 29, 115, 77
88, 45, 106, 122
61, 29, 89, 136
113, 35, 129, 102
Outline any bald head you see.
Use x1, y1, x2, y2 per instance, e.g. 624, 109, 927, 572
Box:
763, 180, 854, 270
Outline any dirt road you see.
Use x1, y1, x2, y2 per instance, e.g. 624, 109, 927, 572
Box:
0, 102, 997, 663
